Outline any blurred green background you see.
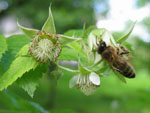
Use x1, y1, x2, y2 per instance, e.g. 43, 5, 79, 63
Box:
0, 0, 150, 113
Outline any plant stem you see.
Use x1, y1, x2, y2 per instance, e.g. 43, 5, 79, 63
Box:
47, 62, 57, 109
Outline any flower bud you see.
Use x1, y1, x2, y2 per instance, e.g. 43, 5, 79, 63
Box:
29, 31, 61, 63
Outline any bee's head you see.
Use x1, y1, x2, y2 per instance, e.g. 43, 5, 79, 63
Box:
97, 40, 107, 54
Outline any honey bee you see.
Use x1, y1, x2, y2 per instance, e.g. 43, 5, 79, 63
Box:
97, 40, 135, 78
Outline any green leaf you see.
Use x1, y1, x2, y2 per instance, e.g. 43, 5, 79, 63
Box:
0, 52, 15, 76
42, 6, 56, 34
17, 22, 39, 39
7, 34, 30, 55
59, 48, 78, 61
0, 35, 7, 61
0, 44, 39, 91
117, 21, 136, 43
58, 34, 81, 46
17, 64, 47, 97
113, 70, 126, 83
0, 35, 30, 76
17, 43, 30, 56
0, 91, 49, 113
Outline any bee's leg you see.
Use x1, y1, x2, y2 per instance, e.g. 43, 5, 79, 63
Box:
117, 46, 130, 56
116, 47, 120, 55
120, 46, 130, 55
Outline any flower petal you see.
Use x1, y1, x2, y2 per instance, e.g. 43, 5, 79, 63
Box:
69, 75, 78, 88
102, 31, 117, 46
89, 72, 100, 86
88, 33, 97, 50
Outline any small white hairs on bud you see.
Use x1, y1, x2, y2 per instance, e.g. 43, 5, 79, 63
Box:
29, 32, 61, 63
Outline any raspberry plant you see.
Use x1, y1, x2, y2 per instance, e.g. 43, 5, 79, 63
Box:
0, 6, 136, 98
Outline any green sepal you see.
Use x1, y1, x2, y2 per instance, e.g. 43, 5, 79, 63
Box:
42, 5, 56, 34
58, 34, 81, 46
94, 61, 108, 76
17, 22, 39, 39
82, 25, 97, 39
58, 65, 79, 74
78, 59, 91, 75
117, 21, 136, 43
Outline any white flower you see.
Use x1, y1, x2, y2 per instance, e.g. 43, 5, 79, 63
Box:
88, 28, 117, 51
69, 72, 100, 95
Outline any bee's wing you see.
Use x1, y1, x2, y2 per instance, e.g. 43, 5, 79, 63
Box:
111, 66, 127, 83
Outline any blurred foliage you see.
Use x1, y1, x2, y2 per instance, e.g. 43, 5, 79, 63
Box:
141, 17, 150, 33
0, 0, 108, 33
136, 0, 150, 7
133, 37, 150, 73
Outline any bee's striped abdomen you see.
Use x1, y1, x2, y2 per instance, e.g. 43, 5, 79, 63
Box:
121, 62, 135, 78
112, 59, 135, 78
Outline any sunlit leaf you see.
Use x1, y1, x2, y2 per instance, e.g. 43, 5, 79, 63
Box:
17, 22, 39, 39
17, 64, 47, 98
0, 35, 30, 76
0, 35, 7, 61
6, 34, 30, 55
117, 21, 136, 43
42, 6, 56, 34
0, 44, 39, 91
